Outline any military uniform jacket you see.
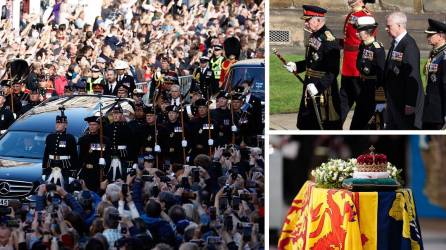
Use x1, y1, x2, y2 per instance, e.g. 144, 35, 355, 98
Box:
192, 67, 218, 99
0, 106, 15, 130
5, 94, 22, 114
140, 123, 158, 155
78, 132, 111, 166
42, 131, 79, 170
188, 116, 216, 152
294, 25, 341, 129
14, 91, 30, 107
245, 94, 263, 135
384, 33, 425, 129
128, 118, 147, 160
342, 7, 373, 76
104, 121, 132, 157
357, 41, 386, 87
211, 108, 232, 146
117, 74, 136, 94
160, 120, 186, 163
423, 44, 446, 125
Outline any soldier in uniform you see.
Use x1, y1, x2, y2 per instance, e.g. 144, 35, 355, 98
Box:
350, 16, 386, 130
220, 54, 237, 88
87, 65, 106, 94
211, 91, 232, 146
230, 92, 248, 145
42, 107, 79, 186
184, 85, 202, 121
104, 104, 133, 181
11, 81, 29, 108
192, 56, 218, 100
340, 0, 374, 124
383, 11, 424, 129
210, 45, 225, 88
115, 60, 136, 96
128, 103, 147, 158
160, 105, 188, 164
422, 19, 446, 129
78, 116, 111, 192
285, 5, 341, 130
139, 106, 161, 160
188, 98, 215, 160
116, 83, 130, 98
20, 89, 41, 115
0, 94, 15, 130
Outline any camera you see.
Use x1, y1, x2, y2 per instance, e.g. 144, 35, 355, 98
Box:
159, 176, 171, 183
142, 172, 154, 182
128, 167, 137, 177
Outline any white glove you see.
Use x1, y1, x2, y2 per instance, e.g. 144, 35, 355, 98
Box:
154, 144, 161, 152
306, 83, 318, 97
182, 140, 188, 147
208, 139, 214, 146
375, 103, 385, 112
284, 62, 296, 73
231, 125, 238, 132
155, 68, 162, 79
98, 158, 106, 166
132, 163, 138, 169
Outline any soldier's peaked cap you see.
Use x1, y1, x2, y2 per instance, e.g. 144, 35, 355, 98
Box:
425, 18, 446, 34
301, 5, 327, 20
355, 16, 378, 31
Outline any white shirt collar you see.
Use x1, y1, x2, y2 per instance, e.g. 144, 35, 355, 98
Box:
394, 31, 407, 46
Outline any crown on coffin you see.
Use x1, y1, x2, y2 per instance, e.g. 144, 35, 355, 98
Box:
356, 146, 388, 172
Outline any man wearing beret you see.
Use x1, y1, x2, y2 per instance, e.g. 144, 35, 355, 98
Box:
284, 5, 341, 130
383, 11, 424, 129
350, 16, 386, 129
78, 115, 111, 192
160, 105, 188, 164
422, 18, 446, 129
42, 107, 79, 186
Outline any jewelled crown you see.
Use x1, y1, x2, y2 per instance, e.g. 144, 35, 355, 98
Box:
356, 146, 388, 172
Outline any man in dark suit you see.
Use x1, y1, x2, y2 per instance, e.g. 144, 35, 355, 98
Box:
104, 68, 119, 96
285, 5, 341, 130
422, 19, 446, 129
115, 60, 136, 96
383, 11, 424, 129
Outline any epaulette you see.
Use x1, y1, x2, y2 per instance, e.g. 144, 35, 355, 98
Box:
373, 41, 383, 49
324, 30, 335, 41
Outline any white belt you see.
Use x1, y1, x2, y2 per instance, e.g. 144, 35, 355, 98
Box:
49, 155, 70, 160
117, 145, 127, 150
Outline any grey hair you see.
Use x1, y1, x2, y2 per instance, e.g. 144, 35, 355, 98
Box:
387, 11, 407, 29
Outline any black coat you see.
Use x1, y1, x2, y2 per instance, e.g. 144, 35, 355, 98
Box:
351, 40, 386, 130
42, 131, 79, 175
192, 66, 218, 99
294, 25, 341, 129
104, 82, 119, 96
117, 74, 136, 95
160, 120, 187, 164
422, 44, 446, 128
383, 33, 424, 129
0, 106, 14, 130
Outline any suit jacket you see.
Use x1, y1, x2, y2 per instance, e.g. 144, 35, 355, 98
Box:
384, 33, 424, 129
105, 82, 119, 96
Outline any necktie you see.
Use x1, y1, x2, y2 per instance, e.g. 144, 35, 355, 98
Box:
387, 40, 396, 62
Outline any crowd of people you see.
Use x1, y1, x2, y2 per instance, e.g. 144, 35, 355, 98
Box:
0, 0, 265, 249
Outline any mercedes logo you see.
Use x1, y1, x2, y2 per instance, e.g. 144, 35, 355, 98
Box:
0, 182, 10, 195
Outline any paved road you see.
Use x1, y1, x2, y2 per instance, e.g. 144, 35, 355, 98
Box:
270, 111, 353, 130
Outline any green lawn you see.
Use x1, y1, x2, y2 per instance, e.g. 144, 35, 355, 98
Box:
270, 54, 428, 114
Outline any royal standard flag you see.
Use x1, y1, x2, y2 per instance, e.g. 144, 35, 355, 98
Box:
278, 181, 423, 250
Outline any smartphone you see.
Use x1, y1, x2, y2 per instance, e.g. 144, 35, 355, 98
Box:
192, 168, 200, 183
209, 206, 217, 220
224, 215, 233, 231
121, 183, 128, 197
243, 223, 253, 242
181, 176, 190, 189
232, 196, 240, 210
206, 236, 222, 246
219, 196, 228, 211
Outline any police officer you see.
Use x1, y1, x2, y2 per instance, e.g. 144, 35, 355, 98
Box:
340, 0, 374, 124
423, 19, 446, 129
42, 107, 79, 186
210, 45, 225, 88
104, 104, 133, 180
211, 91, 232, 146
160, 105, 188, 164
285, 5, 341, 130
350, 16, 386, 130
20, 89, 42, 115
383, 11, 424, 129
87, 65, 106, 94
78, 115, 111, 192
188, 98, 215, 160
192, 56, 218, 100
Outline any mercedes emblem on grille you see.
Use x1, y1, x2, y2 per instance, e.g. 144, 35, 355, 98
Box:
0, 182, 10, 195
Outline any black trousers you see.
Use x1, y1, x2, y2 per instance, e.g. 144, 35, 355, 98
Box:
340, 76, 361, 124
350, 81, 375, 130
